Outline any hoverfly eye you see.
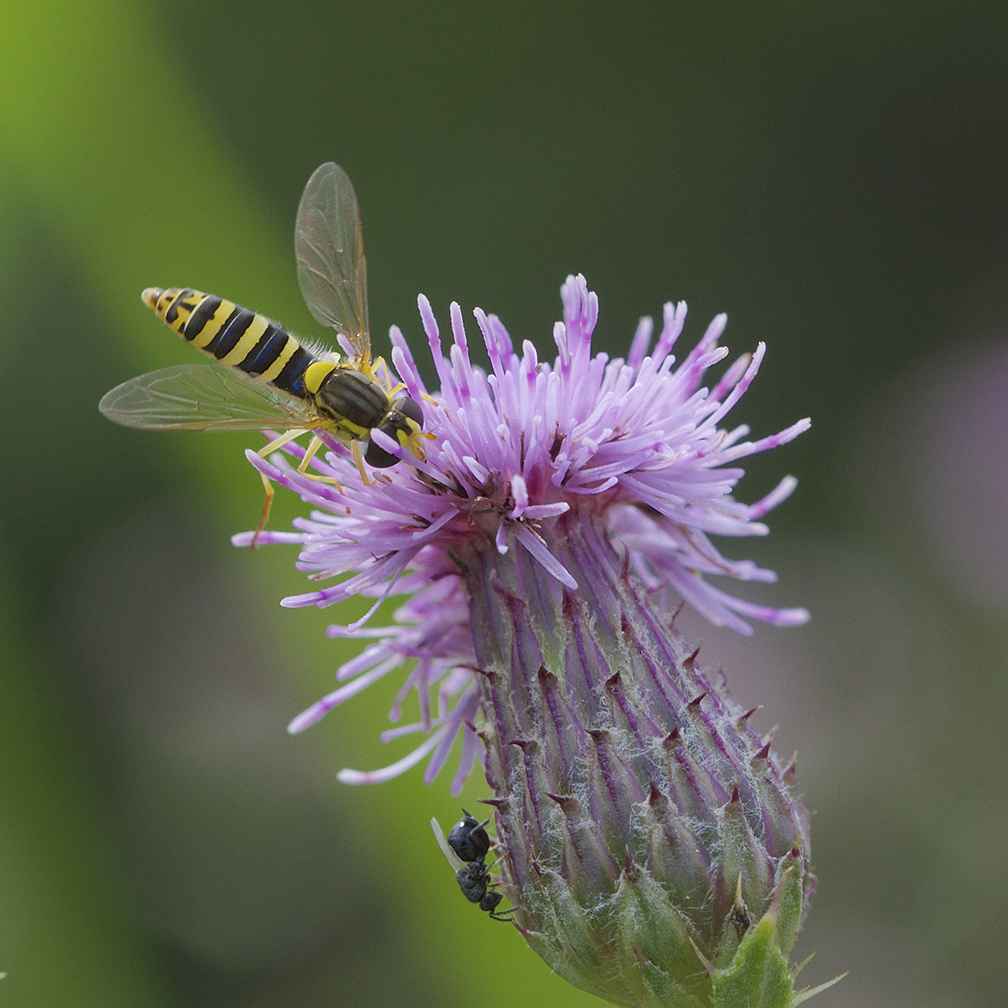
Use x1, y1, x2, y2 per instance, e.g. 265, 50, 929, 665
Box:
364, 397, 425, 468
365, 436, 399, 468
396, 396, 424, 427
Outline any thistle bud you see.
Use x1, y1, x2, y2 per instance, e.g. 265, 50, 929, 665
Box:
240, 273, 831, 1005
463, 508, 815, 1007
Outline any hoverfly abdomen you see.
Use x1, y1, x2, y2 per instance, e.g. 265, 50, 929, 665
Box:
365, 395, 425, 468
142, 286, 313, 400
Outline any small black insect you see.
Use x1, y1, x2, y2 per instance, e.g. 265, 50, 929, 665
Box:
440, 809, 513, 921
456, 859, 506, 916
447, 809, 492, 862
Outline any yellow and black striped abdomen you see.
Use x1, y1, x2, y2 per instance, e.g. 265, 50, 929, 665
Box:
142, 287, 315, 399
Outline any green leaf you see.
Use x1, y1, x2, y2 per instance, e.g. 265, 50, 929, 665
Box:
710, 915, 794, 1008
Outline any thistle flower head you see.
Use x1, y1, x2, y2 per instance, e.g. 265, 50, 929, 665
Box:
237, 275, 809, 778
237, 275, 821, 1006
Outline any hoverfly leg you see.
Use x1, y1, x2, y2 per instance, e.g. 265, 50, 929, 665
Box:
252, 428, 311, 547
252, 469, 274, 549
297, 435, 344, 493
296, 435, 324, 475
351, 440, 373, 486
371, 355, 412, 405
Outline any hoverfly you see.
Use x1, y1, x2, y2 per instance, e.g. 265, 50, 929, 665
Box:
99, 163, 427, 541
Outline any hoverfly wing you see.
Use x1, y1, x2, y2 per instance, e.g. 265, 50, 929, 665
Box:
99, 364, 313, 431
295, 162, 370, 364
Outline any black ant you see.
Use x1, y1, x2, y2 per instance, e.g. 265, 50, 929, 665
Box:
443, 809, 515, 921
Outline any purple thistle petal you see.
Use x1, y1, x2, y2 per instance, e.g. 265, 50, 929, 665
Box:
286, 657, 397, 733
511, 523, 579, 590
240, 274, 809, 792
336, 728, 448, 786
748, 475, 799, 520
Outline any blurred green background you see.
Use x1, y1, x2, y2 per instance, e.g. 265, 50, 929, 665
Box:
1, 1, 1006, 1005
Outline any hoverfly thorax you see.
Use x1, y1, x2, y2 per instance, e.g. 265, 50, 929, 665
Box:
309, 364, 389, 434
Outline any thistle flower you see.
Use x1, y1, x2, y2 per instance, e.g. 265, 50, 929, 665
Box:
236, 275, 834, 1007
